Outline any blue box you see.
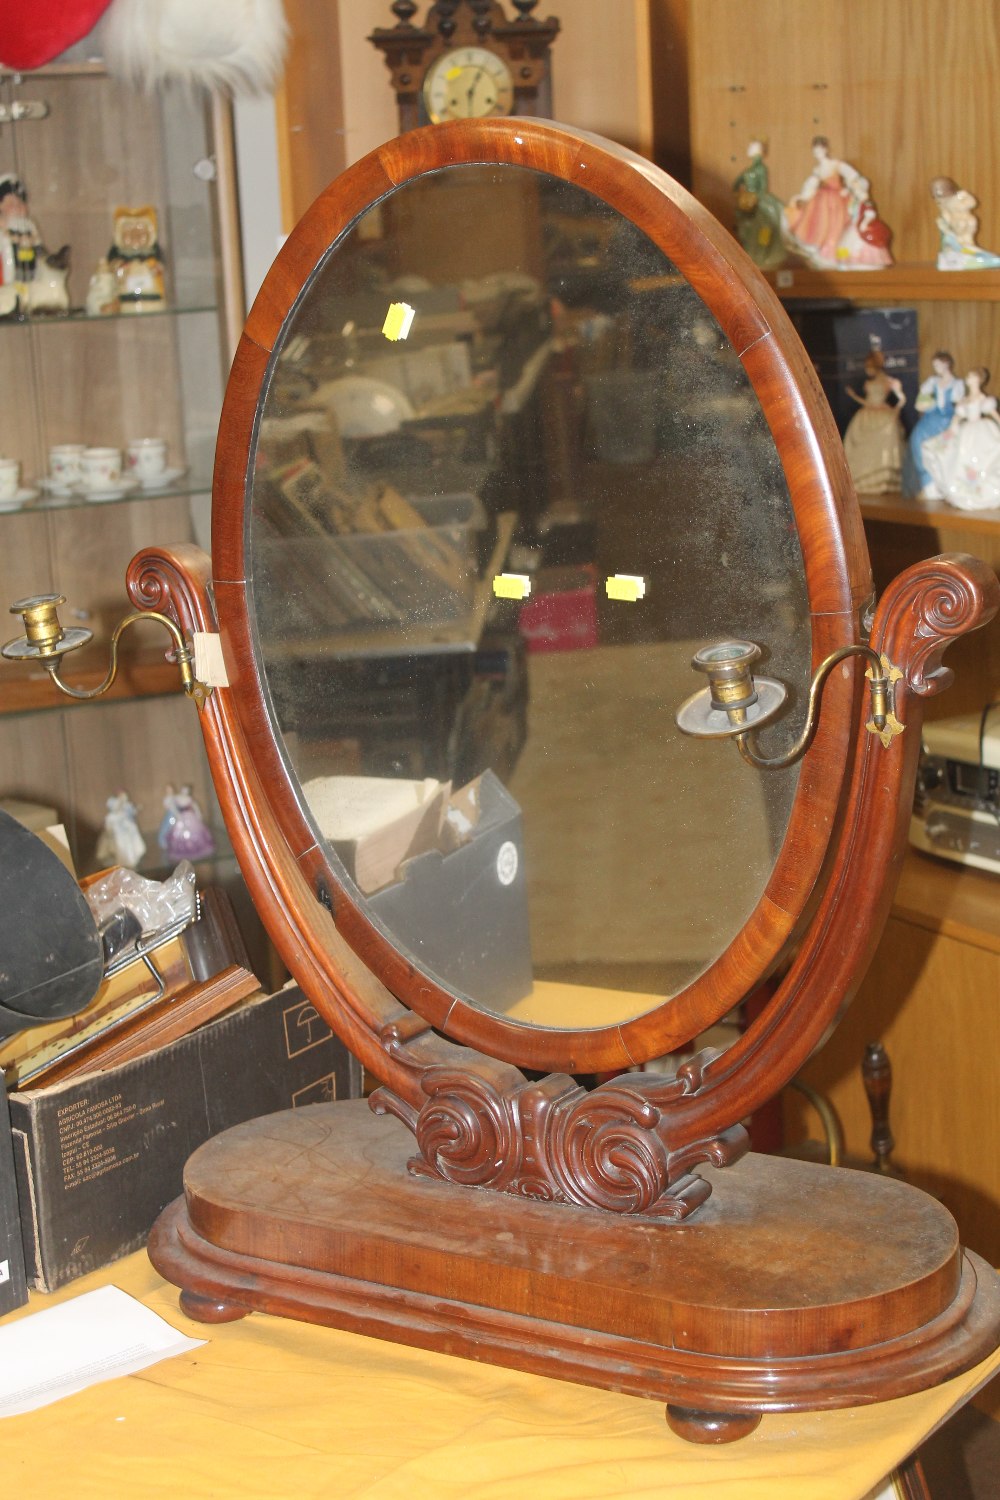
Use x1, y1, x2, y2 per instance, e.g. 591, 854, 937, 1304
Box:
786, 304, 919, 438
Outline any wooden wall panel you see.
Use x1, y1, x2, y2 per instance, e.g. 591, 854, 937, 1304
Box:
274, 0, 348, 230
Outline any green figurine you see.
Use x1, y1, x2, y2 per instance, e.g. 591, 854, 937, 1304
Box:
732, 138, 787, 270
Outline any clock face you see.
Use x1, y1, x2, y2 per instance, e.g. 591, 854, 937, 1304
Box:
423, 46, 515, 123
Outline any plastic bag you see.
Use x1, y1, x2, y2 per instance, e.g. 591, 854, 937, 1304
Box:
84, 860, 197, 961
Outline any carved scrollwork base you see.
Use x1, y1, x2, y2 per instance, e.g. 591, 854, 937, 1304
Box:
371, 1047, 748, 1220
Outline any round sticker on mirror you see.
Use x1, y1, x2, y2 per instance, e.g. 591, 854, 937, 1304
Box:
496, 840, 518, 887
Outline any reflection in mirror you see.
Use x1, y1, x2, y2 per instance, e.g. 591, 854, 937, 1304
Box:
247, 165, 811, 1033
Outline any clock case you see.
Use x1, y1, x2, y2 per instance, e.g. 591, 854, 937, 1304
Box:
142, 118, 1000, 1443
370, 0, 558, 130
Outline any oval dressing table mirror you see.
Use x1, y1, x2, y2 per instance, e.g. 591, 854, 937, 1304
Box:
32, 119, 1000, 1441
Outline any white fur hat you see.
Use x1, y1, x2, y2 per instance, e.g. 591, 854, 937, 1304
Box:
102, 0, 288, 96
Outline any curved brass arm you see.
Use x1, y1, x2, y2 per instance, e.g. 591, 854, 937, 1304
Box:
2, 594, 211, 708
736, 644, 892, 770
676, 639, 901, 769
47, 609, 208, 706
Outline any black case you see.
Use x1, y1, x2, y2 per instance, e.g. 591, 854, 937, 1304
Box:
0, 1081, 28, 1315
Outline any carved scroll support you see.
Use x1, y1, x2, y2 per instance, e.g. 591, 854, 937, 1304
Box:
371, 1046, 747, 1219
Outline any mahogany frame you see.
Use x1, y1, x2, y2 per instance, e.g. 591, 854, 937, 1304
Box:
130, 119, 1000, 1219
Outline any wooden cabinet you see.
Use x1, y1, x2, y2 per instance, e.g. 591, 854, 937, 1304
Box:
0, 62, 241, 874
686, 0, 1000, 1252
785, 852, 1000, 1266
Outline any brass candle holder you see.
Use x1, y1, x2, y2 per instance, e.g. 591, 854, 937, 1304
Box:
2, 593, 210, 707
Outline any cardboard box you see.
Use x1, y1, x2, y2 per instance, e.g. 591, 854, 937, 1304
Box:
0, 1083, 28, 1315
370, 770, 533, 1011
9, 985, 362, 1291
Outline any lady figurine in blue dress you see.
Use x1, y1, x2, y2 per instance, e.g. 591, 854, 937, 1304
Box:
903, 351, 965, 497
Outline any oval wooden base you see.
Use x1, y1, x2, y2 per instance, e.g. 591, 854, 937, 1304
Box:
148, 1101, 1000, 1438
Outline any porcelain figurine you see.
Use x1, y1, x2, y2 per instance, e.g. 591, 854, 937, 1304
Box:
0, 171, 70, 314
0, 172, 42, 288
784, 138, 893, 270
158, 783, 215, 861
108, 204, 167, 313
902, 352, 965, 498
732, 138, 787, 270
930, 177, 1000, 270
837, 181, 894, 268
96, 789, 147, 869
921, 367, 1000, 511
842, 351, 906, 493
85, 256, 120, 317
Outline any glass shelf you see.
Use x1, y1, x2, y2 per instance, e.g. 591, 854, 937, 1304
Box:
5, 473, 214, 517
0, 301, 218, 330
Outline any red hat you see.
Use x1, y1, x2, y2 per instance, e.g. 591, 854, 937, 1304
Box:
0, 2, 116, 71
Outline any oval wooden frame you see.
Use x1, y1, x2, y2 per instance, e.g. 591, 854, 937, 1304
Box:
210, 117, 874, 1074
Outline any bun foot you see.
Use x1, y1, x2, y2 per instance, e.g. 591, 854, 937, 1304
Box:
665, 1404, 763, 1444
180, 1289, 250, 1324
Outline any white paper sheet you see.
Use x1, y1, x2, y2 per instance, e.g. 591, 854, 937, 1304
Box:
0, 1284, 204, 1417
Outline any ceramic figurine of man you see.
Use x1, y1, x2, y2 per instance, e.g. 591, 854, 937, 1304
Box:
0, 172, 42, 288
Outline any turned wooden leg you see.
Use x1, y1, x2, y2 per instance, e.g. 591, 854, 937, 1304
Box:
665, 1404, 763, 1444
180, 1289, 250, 1323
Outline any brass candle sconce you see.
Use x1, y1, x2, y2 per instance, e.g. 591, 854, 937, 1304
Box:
676, 638, 902, 768
2, 592, 210, 707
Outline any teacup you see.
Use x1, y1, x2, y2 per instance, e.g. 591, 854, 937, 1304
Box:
125, 437, 167, 483
0, 457, 20, 500
80, 446, 122, 491
48, 443, 85, 488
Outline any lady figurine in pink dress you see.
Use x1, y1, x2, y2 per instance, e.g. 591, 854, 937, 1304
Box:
784, 138, 892, 270
784, 138, 859, 266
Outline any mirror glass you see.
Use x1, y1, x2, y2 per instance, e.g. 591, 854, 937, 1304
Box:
246, 164, 811, 1033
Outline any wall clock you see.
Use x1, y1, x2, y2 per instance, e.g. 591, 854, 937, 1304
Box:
370, 0, 559, 131
17, 116, 999, 1443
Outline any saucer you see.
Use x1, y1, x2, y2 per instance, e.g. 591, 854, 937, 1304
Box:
0, 486, 39, 512
136, 465, 187, 491
39, 476, 77, 497
81, 478, 138, 503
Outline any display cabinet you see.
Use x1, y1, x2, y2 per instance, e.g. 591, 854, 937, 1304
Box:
687, 0, 1000, 721
0, 61, 242, 873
